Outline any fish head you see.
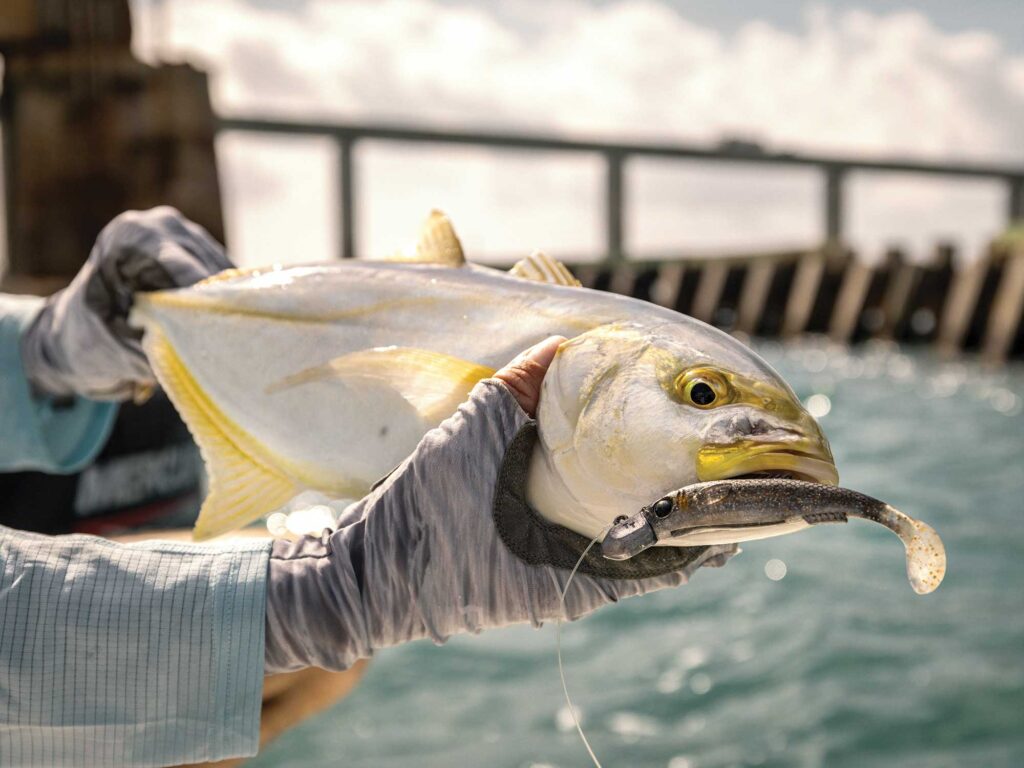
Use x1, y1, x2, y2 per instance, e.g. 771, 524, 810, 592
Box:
528, 321, 837, 540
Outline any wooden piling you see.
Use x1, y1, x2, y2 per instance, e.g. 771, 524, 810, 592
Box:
896, 245, 954, 343
629, 267, 660, 302
574, 239, 1021, 361
711, 264, 749, 331
572, 265, 602, 290
805, 249, 851, 333
650, 263, 686, 309
673, 268, 703, 316
781, 252, 825, 337
936, 251, 988, 355
981, 244, 1024, 362
608, 264, 637, 297
962, 254, 1005, 351
756, 259, 798, 337
690, 261, 729, 325
829, 260, 873, 343
879, 261, 921, 340
735, 260, 775, 335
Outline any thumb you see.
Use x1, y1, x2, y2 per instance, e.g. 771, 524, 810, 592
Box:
494, 335, 566, 418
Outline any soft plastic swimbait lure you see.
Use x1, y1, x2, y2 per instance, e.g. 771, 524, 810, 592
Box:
601, 478, 946, 594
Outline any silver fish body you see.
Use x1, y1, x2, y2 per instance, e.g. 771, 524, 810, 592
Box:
130, 212, 837, 542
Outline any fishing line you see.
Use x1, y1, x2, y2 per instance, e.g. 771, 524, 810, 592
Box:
556, 526, 611, 768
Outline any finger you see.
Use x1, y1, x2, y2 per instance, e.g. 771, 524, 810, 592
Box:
494, 335, 566, 417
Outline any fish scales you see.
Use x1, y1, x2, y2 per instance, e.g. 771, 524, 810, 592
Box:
132, 212, 836, 542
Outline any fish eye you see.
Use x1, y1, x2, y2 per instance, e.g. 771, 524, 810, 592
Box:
688, 381, 716, 406
653, 498, 673, 518
673, 367, 731, 409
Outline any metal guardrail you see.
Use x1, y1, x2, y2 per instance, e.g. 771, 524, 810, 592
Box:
218, 116, 1024, 263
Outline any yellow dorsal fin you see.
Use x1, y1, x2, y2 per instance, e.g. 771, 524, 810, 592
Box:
414, 210, 466, 266
144, 329, 301, 540
267, 346, 494, 424
509, 251, 581, 287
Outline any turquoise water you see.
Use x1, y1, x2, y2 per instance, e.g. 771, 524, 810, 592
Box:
249, 340, 1024, 768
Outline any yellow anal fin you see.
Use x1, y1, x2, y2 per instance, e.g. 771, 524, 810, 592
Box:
144, 329, 299, 540
509, 251, 581, 287
267, 346, 494, 424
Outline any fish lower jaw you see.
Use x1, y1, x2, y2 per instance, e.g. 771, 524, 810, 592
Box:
697, 447, 839, 487
731, 469, 801, 480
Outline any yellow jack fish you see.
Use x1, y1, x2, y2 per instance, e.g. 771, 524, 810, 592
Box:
132, 211, 837, 542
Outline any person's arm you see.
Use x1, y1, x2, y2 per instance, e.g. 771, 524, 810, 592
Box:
265, 339, 734, 672
0, 338, 730, 766
0, 525, 270, 768
1, 206, 232, 474
0, 294, 117, 473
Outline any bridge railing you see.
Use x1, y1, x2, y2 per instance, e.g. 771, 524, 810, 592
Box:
217, 116, 1024, 264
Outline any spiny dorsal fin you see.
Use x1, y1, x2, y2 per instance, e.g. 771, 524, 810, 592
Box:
414, 210, 466, 266
267, 346, 494, 424
509, 251, 581, 287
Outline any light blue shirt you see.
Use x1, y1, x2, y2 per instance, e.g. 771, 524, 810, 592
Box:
0, 295, 117, 473
0, 295, 271, 766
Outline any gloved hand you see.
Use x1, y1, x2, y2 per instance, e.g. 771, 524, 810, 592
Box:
266, 337, 734, 673
21, 206, 232, 401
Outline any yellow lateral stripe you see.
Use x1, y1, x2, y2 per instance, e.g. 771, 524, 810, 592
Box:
139, 291, 441, 325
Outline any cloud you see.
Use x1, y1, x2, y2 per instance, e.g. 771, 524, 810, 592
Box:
131, 0, 1024, 265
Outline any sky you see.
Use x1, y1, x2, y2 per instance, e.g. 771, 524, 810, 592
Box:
613, 0, 1024, 54
127, 0, 1024, 267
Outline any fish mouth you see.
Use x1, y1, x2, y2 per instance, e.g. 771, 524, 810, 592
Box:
696, 440, 839, 486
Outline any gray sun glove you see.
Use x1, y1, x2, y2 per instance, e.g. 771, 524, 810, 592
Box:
265, 379, 734, 673
20, 206, 232, 401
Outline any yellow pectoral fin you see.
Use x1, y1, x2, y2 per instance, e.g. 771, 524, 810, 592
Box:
144, 330, 299, 540
267, 346, 495, 425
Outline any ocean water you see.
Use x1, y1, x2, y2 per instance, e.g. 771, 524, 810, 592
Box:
249, 339, 1024, 768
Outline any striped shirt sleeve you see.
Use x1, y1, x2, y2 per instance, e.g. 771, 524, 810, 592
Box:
0, 525, 271, 767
